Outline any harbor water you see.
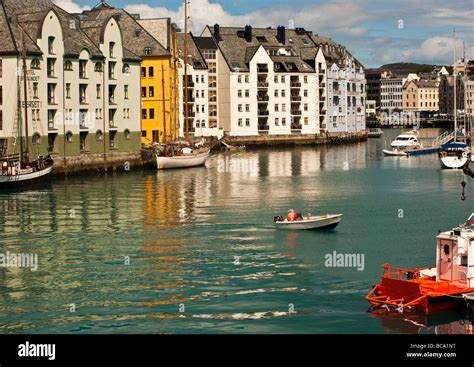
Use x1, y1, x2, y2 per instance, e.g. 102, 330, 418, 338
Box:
1, 128, 473, 334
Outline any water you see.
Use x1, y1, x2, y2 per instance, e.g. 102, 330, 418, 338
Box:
0, 128, 473, 334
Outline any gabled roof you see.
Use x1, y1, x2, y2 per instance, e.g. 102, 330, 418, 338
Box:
176, 32, 208, 70
79, 7, 169, 58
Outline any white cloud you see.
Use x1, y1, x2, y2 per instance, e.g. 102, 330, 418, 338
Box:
125, 0, 370, 37
52, 0, 90, 13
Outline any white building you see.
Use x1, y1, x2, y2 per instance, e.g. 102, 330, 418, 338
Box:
381, 72, 419, 112
0, 0, 141, 159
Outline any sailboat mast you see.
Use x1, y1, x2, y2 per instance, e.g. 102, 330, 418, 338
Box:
21, 32, 30, 164
453, 31, 457, 142
184, 0, 189, 144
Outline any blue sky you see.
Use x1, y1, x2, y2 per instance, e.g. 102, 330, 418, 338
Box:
56, 0, 474, 68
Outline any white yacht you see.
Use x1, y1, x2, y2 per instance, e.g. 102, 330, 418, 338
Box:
382, 130, 421, 156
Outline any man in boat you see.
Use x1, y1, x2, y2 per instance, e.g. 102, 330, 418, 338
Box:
286, 210, 298, 222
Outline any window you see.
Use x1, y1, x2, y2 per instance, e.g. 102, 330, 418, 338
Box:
275, 104, 279, 112
79, 60, 87, 78
245, 118, 250, 126
245, 75, 249, 83
0, 110, 2, 131
304, 90, 308, 97
142, 109, 147, 119
96, 130, 103, 141
275, 118, 279, 126
275, 90, 279, 97
124, 85, 129, 99
149, 109, 155, 119
246, 104, 250, 112
238, 90, 242, 98
97, 84, 101, 99
31, 59, 40, 69
122, 64, 130, 74
64, 60, 73, 71
0, 86, 2, 105
304, 117, 309, 125
274, 76, 278, 83
282, 90, 286, 97
95, 62, 103, 73
443, 245, 450, 256
238, 75, 242, 83
48, 37, 55, 54
0, 58, 2, 78
149, 67, 154, 77
304, 103, 308, 111
109, 61, 116, 79
149, 87, 154, 97
282, 118, 286, 126
141, 67, 146, 78
238, 104, 243, 112
282, 104, 286, 112
32, 83, 38, 100
48, 110, 56, 129
304, 76, 308, 83
47, 83, 56, 104
66, 131, 73, 143
144, 47, 152, 55
245, 90, 249, 98
79, 84, 87, 104
109, 42, 115, 58
109, 131, 117, 148
66, 83, 71, 99
281, 76, 285, 83
141, 87, 146, 98
47, 58, 55, 78
124, 129, 131, 140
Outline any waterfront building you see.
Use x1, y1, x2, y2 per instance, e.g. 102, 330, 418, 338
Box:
365, 69, 382, 109
402, 80, 439, 113
0, 0, 141, 161
79, 4, 180, 145
366, 100, 377, 117
176, 33, 220, 138
311, 34, 366, 133
465, 77, 474, 118
197, 25, 365, 137
439, 75, 465, 115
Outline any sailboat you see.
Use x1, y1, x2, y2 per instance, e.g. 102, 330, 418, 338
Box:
152, 0, 210, 170
0, 34, 53, 187
439, 33, 471, 169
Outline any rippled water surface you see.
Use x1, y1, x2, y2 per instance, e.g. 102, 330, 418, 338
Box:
1, 129, 473, 334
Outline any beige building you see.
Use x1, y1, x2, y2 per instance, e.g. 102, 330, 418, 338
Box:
465, 77, 474, 117
403, 80, 439, 112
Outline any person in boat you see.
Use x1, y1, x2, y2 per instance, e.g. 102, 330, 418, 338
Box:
286, 209, 298, 222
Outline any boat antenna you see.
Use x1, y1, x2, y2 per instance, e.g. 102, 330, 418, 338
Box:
21, 29, 30, 165
184, 0, 189, 145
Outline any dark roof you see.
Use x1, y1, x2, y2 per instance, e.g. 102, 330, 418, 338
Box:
79, 7, 169, 58
1, 0, 102, 58
309, 33, 364, 69
176, 32, 207, 69
205, 26, 315, 73
194, 36, 217, 50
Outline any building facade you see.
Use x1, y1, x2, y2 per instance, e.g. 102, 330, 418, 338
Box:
0, 0, 141, 160
402, 80, 439, 112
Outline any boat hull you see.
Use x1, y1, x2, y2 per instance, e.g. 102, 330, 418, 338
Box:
153, 150, 210, 170
275, 214, 343, 230
0, 165, 53, 189
383, 149, 407, 157
440, 156, 470, 169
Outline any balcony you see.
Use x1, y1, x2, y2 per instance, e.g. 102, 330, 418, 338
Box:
257, 81, 269, 88
258, 124, 269, 132
318, 69, 326, 74
332, 89, 341, 95
291, 124, 302, 131
290, 95, 302, 102
257, 66, 269, 73
320, 96, 326, 101
290, 82, 301, 88
257, 94, 269, 102
258, 110, 269, 116
185, 111, 196, 117
291, 110, 302, 115
319, 83, 326, 88
109, 121, 118, 129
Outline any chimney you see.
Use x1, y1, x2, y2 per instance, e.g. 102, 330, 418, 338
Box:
277, 26, 285, 44
244, 25, 252, 42
214, 24, 220, 43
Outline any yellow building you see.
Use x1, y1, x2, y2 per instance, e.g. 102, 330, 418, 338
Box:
403, 80, 439, 112
138, 18, 179, 145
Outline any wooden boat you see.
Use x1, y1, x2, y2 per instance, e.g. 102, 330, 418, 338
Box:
153, 146, 210, 170
274, 214, 343, 230
366, 213, 474, 313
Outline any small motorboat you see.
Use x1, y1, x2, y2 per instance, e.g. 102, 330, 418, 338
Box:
439, 142, 471, 169
274, 213, 343, 230
382, 149, 407, 157
367, 128, 383, 138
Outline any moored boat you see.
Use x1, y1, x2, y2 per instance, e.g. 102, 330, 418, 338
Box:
439, 143, 471, 169
368, 128, 383, 138
274, 213, 343, 230
382, 130, 421, 157
153, 145, 210, 170
366, 213, 474, 313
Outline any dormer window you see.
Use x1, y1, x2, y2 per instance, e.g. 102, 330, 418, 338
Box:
256, 36, 267, 42
31, 58, 40, 69
144, 47, 152, 56
64, 60, 73, 71
95, 63, 103, 73
122, 63, 130, 74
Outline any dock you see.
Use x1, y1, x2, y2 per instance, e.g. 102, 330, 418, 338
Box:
406, 147, 440, 157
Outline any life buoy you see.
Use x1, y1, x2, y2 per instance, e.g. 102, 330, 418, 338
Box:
441, 151, 448, 158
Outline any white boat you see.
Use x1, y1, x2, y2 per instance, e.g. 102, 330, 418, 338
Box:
274, 214, 343, 230
383, 130, 421, 156
368, 128, 383, 138
153, 147, 210, 170
382, 149, 407, 157
439, 143, 471, 169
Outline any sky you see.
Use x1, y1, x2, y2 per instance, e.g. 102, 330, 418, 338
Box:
53, 0, 474, 68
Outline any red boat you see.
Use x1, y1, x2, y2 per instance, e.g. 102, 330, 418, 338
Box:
366, 214, 474, 313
